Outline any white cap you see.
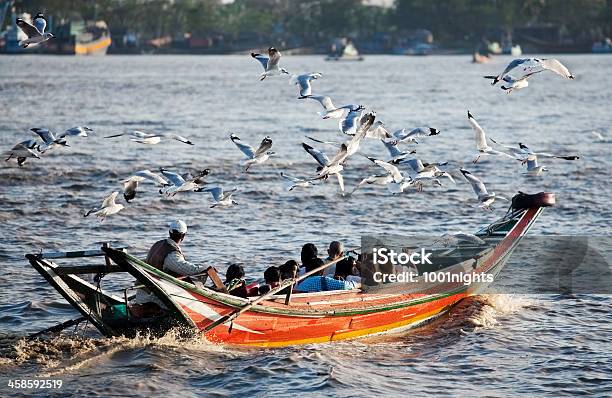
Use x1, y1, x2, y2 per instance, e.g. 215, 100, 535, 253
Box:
169, 220, 187, 234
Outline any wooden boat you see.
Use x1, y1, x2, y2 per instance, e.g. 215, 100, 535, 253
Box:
27, 192, 555, 347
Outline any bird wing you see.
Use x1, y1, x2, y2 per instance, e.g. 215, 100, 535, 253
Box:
382, 139, 404, 159
541, 59, 573, 78
328, 143, 349, 166
280, 172, 301, 183
230, 133, 255, 158
31, 128, 55, 144
367, 121, 391, 139
460, 169, 488, 197
33, 13, 47, 33
302, 143, 330, 166
336, 173, 345, 192
306, 136, 341, 148
58, 127, 89, 139
467, 111, 488, 151
292, 74, 312, 97
526, 155, 539, 170
16, 18, 41, 37
372, 158, 403, 182
251, 53, 269, 71
307, 95, 335, 111
101, 191, 119, 208
165, 133, 193, 145
254, 136, 273, 157
499, 58, 529, 78
268, 48, 281, 67
340, 109, 362, 135
134, 170, 169, 185
398, 157, 425, 173
202, 186, 223, 202
160, 169, 185, 187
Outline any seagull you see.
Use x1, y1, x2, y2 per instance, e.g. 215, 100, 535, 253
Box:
302, 142, 345, 193
467, 111, 517, 163
158, 168, 207, 196
16, 17, 53, 48
5, 139, 41, 166
280, 172, 316, 191
364, 157, 414, 195
352, 173, 395, 194
121, 170, 173, 202
306, 95, 363, 119
84, 191, 125, 221
489, 138, 580, 164
33, 13, 47, 34
197, 186, 238, 208
290, 72, 322, 98
339, 106, 365, 135
397, 158, 448, 175
30, 128, 68, 152
230, 133, 274, 172
387, 126, 440, 144
487, 57, 574, 87
591, 131, 606, 142
522, 154, 547, 177
251, 47, 289, 80
104, 131, 194, 145
460, 168, 507, 211
58, 126, 93, 139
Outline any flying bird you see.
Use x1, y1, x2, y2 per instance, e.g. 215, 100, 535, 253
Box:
306, 95, 363, 119
302, 142, 346, 193
486, 57, 574, 89
460, 168, 507, 211
339, 106, 365, 135
280, 172, 316, 191
104, 131, 194, 145
15, 17, 53, 48
387, 126, 440, 144
158, 168, 207, 196
84, 191, 125, 221
230, 133, 274, 172
30, 128, 68, 152
197, 186, 238, 208
290, 72, 322, 98
5, 139, 41, 166
58, 126, 93, 139
467, 111, 517, 163
121, 169, 173, 202
251, 47, 289, 80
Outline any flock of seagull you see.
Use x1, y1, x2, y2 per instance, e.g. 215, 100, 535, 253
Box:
5, 30, 585, 219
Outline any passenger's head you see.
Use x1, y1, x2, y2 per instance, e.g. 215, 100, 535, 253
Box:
226, 264, 245, 282
327, 241, 344, 260
305, 257, 325, 276
279, 260, 298, 280
169, 220, 187, 243
335, 257, 357, 280
301, 243, 318, 266
264, 266, 281, 285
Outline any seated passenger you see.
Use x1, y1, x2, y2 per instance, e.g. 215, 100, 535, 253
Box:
278, 260, 298, 294
334, 257, 361, 287
299, 243, 319, 276
296, 258, 359, 293
258, 266, 281, 295
146, 220, 205, 277
323, 241, 344, 276
225, 264, 248, 298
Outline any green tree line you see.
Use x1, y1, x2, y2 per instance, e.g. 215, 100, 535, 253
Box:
9, 0, 612, 44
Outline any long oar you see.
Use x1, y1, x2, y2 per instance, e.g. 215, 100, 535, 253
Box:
201, 255, 349, 334
27, 316, 86, 339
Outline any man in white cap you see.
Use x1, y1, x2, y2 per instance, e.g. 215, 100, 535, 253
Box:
145, 220, 204, 277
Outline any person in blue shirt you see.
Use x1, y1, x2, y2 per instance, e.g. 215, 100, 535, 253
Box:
297, 257, 360, 293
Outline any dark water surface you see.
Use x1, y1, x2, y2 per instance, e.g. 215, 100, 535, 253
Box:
0, 54, 610, 397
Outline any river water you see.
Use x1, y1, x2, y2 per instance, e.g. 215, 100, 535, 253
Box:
0, 54, 610, 397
